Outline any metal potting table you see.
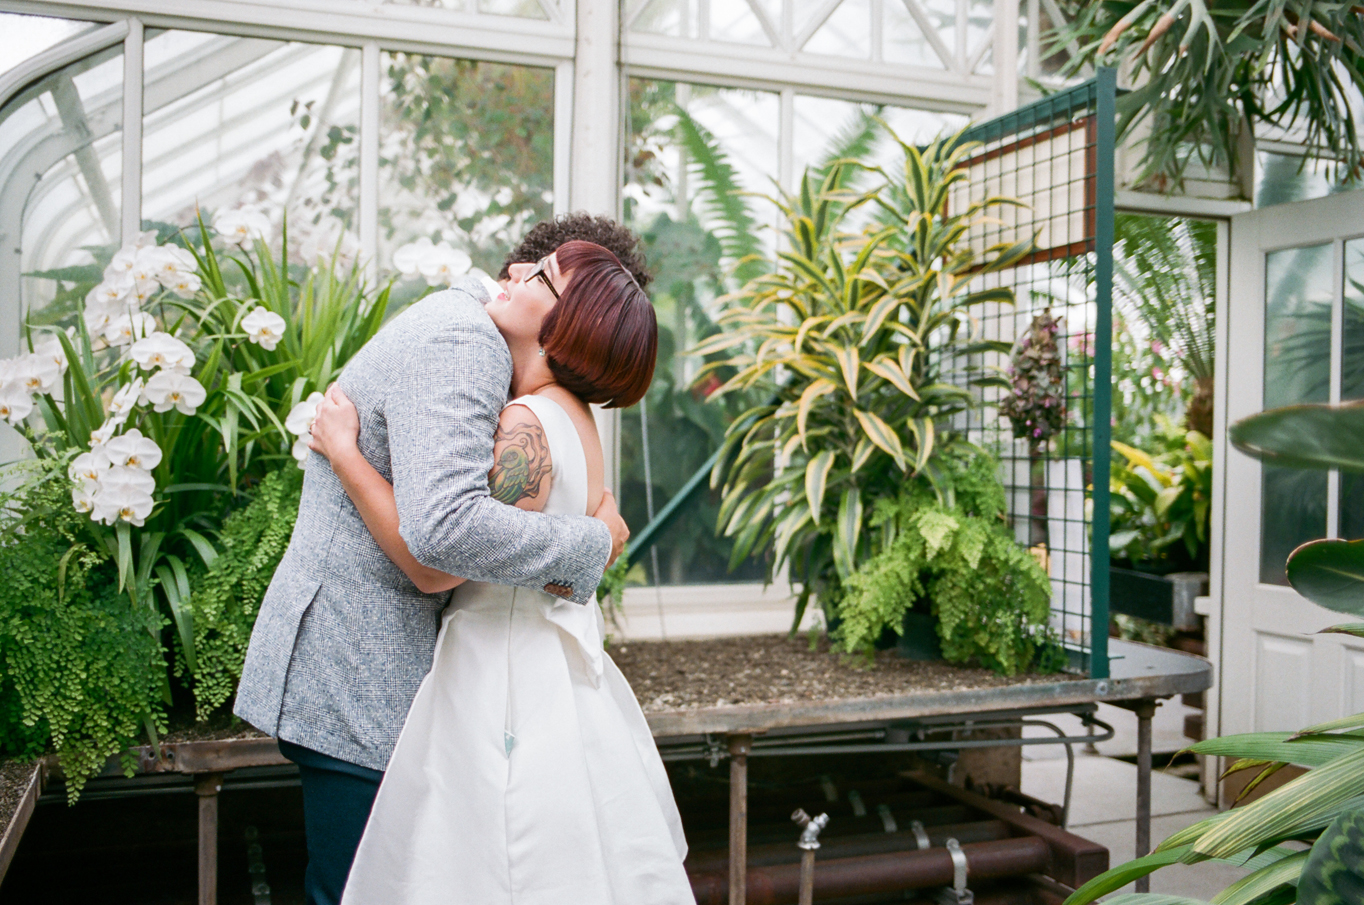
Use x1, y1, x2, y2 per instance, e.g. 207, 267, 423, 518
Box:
0, 637, 1209, 904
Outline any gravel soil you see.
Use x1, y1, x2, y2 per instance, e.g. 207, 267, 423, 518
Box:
610, 633, 1055, 712
0, 759, 39, 845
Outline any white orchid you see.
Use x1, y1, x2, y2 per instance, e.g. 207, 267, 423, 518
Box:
108, 378, 145, 422
84, 304, 116, 337
213, 207, 272, 248
130, 332, 195, 373
292, 435, 311, 464
0, 384, 32, 424
418, 242, 472, 286
69, 450, 111, 483
100, 464, 156, 494
71, 482, 97, 513
105, 311, 157, 347
15, 353, 60, 394
300, 221, 361, 270
91, 478, 154, 526
87, 277, 131, 309
392, 237, 435, 276
104, 245, 140, 279
285, 391, 325, 436
241, 307, 287, 351
142, 370, 206, 415
103, 428, 162, 470
32, 336, 68, 374
163, 271, 202, 298
90, 418, 118, 446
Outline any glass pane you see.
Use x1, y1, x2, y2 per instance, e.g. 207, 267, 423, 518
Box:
479, 0, 547, 18
969, 0, 993, 73
709, 0, 771, 45
622, 78, 779, 585
6, 43, 122, 329
1261, 243, 1332, 584
1255, 151, 1356, 210
884, 0, 947, 67
1340, 239, 1364, 539
375, 0, 469, 10
790, 96, 965, 193
804, 0, 870, 58
632, 0, 699, 38
142, 32, 360, 255
0, 13, 96, 78
378, 54, 554, 297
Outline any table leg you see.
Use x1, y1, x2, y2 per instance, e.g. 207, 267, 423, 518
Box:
728, 733, 753, 905
1133, 700, 1157, 893
195, 772, 225, 905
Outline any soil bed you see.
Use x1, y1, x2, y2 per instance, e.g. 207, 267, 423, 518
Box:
611, 633, 1054, 712
0, 759, 39, 854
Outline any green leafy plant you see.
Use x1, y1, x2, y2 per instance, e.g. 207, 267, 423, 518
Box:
0, 214, 390, 796
1109, 421, 1212, 570
1066, 400, 1364, 903
179, 466, 303, 721
837, 448, 1063, 673
1054, 2, 1364, 190
698, 127, 1036, 665
0, 455, 167, 800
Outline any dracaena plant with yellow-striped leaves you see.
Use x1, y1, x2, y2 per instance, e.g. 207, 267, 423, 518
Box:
697, 128, 1036, 659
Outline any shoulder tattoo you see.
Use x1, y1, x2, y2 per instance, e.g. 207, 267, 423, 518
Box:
490, 420, 551, 505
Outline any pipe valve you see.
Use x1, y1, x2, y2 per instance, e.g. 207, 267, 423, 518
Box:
791, 808, 830, 850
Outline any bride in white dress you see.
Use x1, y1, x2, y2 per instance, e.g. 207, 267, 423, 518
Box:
307, 241, 695, 905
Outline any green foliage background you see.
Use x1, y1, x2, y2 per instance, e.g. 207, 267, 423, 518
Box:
837, 449, 1063, 674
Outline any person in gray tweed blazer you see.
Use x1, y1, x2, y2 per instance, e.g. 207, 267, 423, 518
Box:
234, 269, 629, 905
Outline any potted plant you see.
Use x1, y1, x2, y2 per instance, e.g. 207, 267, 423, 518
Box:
0, 212, 417, 799
696, 128, 1062, 674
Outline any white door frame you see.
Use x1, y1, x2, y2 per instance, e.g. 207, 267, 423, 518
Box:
1218, 190, 1364, 806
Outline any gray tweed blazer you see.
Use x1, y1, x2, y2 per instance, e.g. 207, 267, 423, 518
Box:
233, 277, 612, 771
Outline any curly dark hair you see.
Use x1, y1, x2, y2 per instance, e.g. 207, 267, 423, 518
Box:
499, 212, 651, 291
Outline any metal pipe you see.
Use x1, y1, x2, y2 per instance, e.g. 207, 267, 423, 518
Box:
790, 809, 827, 905
685, 820, 1012, 872
688, 836, 1051, 905
729, 733, 753, 905
660, 717, 1116, 762
1134, 700, 1157, 893
194, 772, 224, 905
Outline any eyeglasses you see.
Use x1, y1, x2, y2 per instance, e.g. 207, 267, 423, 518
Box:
526, 255, 560, 300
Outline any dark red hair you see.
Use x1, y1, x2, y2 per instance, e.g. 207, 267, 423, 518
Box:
539, 240, 657, 409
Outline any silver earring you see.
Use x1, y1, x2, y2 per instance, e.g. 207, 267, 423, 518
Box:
538, 347, 545, 357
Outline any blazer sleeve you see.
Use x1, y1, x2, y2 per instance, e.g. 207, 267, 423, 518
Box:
385, 309, 612, 605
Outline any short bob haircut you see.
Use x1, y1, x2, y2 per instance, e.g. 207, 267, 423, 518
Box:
539, 240, 657, 409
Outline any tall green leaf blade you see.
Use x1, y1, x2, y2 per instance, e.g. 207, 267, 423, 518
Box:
805, 450, 836, 523
832, 488, 862, 579
1063, 845, 1191, 905
1209, 849, 1307, 905
1191, 731, 1364, 768
1193, 748, 1364, 859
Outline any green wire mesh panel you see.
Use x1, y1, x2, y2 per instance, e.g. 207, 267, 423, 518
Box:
952, 71, 1115, 677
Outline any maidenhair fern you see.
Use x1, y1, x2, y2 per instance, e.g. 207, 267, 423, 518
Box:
0, 457, 167, 800
180, 466, 302, 721
834, 449, 1064, 675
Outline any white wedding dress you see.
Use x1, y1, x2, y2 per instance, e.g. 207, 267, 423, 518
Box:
341, 394, 695, 905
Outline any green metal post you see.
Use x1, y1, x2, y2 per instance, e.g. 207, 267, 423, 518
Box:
1089, 67, 1116, 680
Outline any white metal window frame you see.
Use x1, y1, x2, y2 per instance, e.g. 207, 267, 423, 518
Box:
0, 0, 1039, 621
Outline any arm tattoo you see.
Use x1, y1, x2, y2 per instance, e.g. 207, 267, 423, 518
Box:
489, 421, 552, 505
